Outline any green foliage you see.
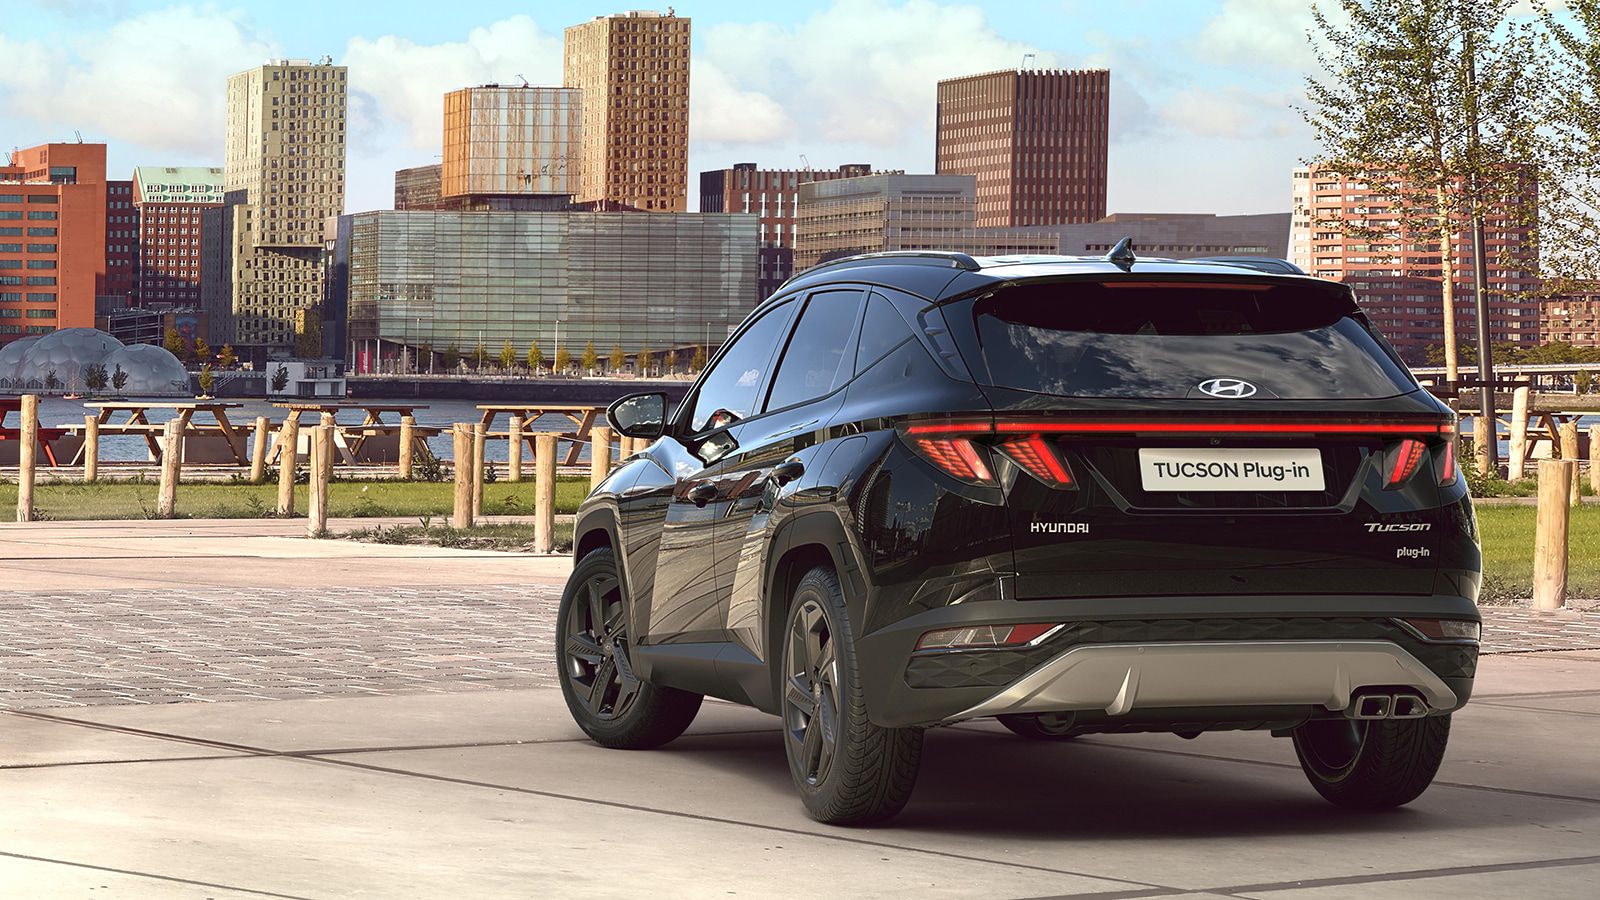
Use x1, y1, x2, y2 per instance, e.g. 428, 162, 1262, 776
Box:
580, 340, 598, 374
554, 346, 571, 374
218, 343, 238, 369
270, 364, 289, 393
163, 327, 187, 361
527, 340, 544, 373
472, 343, 489, 370
44, 369, 59, 390
83, 363, 108, 393
690, 345, 708, 372
194, 338, 211, 363
111, 364, 128, 392
443, 344, 460, 370
1578, 369, 1597, 394
610, 343, 627, 372
637, 341, 652, 377
499, 339, 516, 371
197, 363, 214, 396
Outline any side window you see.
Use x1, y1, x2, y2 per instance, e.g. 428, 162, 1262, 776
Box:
688, 299, 795, 433
855, 292, 916, 375
765, 289, 864, 412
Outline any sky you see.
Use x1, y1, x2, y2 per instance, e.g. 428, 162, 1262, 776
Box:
0, 0, 1333, 217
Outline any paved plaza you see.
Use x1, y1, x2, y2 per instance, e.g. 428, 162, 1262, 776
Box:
1, 519, 1598, 897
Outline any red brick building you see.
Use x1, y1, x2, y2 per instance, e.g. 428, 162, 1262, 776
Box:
1539, 294, 1600, 349
132, 166, 224, 308
699, 162, 885, 300
0, 143, 106, 343
104, 179, 138, 310
936, 68, 1110, 228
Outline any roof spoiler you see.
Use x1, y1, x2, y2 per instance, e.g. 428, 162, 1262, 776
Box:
1189, 256, 1307, 275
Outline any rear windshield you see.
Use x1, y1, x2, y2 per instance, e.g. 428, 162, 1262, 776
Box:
962, 280, 1416, 400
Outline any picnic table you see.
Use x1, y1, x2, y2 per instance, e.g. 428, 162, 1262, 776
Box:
478, 404, 606, 466
0, 397, 71, 466
79, 401, 247, 464
272, 402, 435, 465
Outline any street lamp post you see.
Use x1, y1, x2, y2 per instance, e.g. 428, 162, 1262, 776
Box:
1465, 22, 1499, 475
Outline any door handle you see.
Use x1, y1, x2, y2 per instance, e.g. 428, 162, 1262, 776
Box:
772, 458, 805, 485
688, 482, 719, 507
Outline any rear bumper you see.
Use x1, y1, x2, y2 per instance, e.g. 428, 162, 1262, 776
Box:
856, 593, 1480, 728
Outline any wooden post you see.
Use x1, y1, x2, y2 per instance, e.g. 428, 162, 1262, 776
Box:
1472, 415, 1492, 478
1507, 386, 1530, 480
535, 433, 557, 553
507, 415, 524, 483
1533, 459, 1575, 611
157, 419, 181, 519
472, 421, 487, 516
16, 394, 37, 523
590, 425, 612, 488
82, 414, 100, 484
451, 424, 473, 529
1560, 421, 1581, 507
1590, 424, 1600, 500
249, 416, 270, 484
620, 435, 635, 459
398, 415, 416, 480
277, 417, 300, 517
307, 425, 331, 537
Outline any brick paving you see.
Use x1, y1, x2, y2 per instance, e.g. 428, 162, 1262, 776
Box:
0, 585, 1594, 710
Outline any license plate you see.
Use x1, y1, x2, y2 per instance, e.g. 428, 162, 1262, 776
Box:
1138, 448, 1325, 492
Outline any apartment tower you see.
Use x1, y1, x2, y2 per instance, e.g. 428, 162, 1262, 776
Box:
0, 143, 107, 343
219, 58, 347, 350
935, 68, 1110, 228
563, 10, 690, 211
442, 85, 581, 201
133, 167, 225, 308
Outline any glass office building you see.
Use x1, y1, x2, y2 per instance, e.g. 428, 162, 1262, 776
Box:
333, 209, 759, 369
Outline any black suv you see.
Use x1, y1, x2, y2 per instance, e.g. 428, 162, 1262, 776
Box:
559, 247, 1481, 825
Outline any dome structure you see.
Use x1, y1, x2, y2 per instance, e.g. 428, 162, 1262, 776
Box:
98, 343, 192, 396
0, 336, 42, 385
0, 328, 191, 397
11, 328, 125, 390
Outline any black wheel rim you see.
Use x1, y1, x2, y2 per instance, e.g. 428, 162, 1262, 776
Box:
783, 598, 840, 787
1299, 718, 1368, 780
564, 569, 641, 721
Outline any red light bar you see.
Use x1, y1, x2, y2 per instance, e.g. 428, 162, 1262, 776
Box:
911, 419, 1450, 436
1100, 281, 1273, 291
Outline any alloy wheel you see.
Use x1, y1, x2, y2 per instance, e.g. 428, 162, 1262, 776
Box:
563, 569, 640, 721
783, 598, 841, 787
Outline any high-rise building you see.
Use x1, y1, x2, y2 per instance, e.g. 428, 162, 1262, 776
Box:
442, 85, 581, 200
700, 162, 883, 300
793, 173, 1057, 272
103, 180, 137, 310
1289, 165, 1540, 360
0, 143, 107, 343
216, 58, 348, 350
564, 10, 690, 211
935, 68, 1110, 228
1538, 294, 1600, 349
394, 164, 441, 210
132, 167, 224, 309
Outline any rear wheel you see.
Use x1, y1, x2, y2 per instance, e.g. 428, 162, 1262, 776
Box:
781, 565, 923, 825
997, 713, 1079, 740
1292, 715, 1450, 809
557, 548, 702, 749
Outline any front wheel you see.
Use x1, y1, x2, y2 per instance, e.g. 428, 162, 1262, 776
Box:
781, 565, 923, 825
557, 547, 702, 749
1292, 715, 1450, 810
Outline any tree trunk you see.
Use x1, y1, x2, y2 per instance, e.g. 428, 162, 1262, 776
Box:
1437, 189, 1459, 384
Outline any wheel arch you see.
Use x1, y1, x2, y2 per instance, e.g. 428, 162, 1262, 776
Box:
761, 511, 868, 712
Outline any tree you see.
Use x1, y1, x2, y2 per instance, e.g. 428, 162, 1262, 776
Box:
163, 327, 188, 361
610, 343, 627, 373
197, 363, 214, 397
194, 337, 211, 363
1539, 2, 1600, 287
84, 363, 107, 394
44, 369, 59, 391
554, 346, 571, 375
418, 343, 432, 373
111, 364, 128, 393
499, 339, 516, 372
443, 343, 460, 371
1303, 0, 1550, 383
218, 343, 238, 369
471, 342, 489, 370
270, 364, 289, 393
580, 340, 598, 375
527, 340, 544, 373
690, 345, 708, 372
1577, 369, 1597, 395
637, 341, 653, 377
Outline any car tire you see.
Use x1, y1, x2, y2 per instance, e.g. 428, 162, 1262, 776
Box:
1292, 714, 1450, 810
557, 547, 702, 750
781, 564, 923, 826
997, 713, 1079, 740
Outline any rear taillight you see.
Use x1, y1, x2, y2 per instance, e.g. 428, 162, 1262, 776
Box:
915, 622, 1060, 651
1386, 439, 1428, 489
1437, 440, 1458, 486
911, 436, 993, 484
994, 434, 1075, 488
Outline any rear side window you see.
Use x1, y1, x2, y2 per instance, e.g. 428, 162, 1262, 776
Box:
962, 280, 1417, 399
765, 289, 864, 412
855, 293, 915, 374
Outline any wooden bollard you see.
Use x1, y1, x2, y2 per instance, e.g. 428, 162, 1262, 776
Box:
535, 433, 557, 553
307, 425, 332, 537
507, 415, 524, 483
157, 419, 182, 519
16, 394, 37, 522
83, 414, 100, 484
1472, 415, 1492, 478
451, 424, 473, 529
1590, 424, 1600, 499
472, 422, 487, 516
398, 415, 415, 479
1558, 422, 1581, 506
590, 425, 612, 488
277, 417, 300, 517
1533, 459, 1576, 611
249, 416, 269, 484
1507, 385, 1530, 480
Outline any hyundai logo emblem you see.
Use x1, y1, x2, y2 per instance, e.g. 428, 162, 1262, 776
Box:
1198, 377, 1258, 398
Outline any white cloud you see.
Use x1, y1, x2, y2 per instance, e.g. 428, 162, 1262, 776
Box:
690, 60, 793, 144
1161, 86, 1299, 139
1195, 0, 1322, 70
0, 6, 275, 155
343, 16, 563, 154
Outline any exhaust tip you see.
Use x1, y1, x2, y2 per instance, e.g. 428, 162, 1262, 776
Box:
1391, 693, 1429, 718
1353, 694, 1392, 719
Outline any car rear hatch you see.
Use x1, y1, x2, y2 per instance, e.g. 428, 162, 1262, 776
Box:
933, 274, 1459, 600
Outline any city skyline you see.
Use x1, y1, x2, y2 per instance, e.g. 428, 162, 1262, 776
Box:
0, 0, 1335, 218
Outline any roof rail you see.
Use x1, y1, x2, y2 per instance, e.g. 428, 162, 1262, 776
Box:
1188, 256, 1306, 275
780, 250, 981, 289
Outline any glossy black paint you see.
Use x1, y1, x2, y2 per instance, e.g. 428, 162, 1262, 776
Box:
572, 256, 1483, 728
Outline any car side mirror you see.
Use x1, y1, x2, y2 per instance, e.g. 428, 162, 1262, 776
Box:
607, 392, 667, 440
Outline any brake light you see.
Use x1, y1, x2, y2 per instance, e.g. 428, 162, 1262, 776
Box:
1437, 440, 1457, 486
1386, 439, 1428, 489
995, 434, 1074, 488
915, 622, 1060, 651
912, 436, 993, 483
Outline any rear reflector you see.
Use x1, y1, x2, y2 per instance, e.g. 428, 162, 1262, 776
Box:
1401, 618, 1480, 642
1386, 439, 1428, 489
915, 622, 1060, 651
